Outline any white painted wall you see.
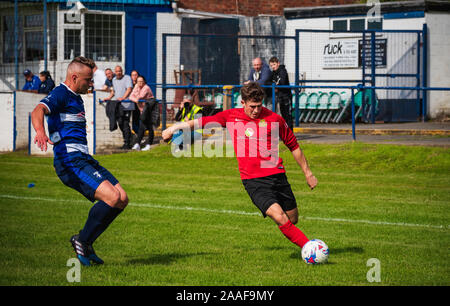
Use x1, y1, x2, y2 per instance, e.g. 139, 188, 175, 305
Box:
285, 14, 449, 118
156, 12, 182, 109
425, 12, 450, 118
0, 89, 124, 154
0, 92, 14, 152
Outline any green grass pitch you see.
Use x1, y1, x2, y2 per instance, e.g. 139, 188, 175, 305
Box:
0, 142, 448, 286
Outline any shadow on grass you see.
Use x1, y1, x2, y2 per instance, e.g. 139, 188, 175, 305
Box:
125, 251, 213, 266
289, 246, 364, 262
330, 246, 364, 255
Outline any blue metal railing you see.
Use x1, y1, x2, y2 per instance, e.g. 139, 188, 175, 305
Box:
156, 83, 450, 141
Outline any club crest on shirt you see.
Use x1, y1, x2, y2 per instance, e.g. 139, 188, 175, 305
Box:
244, 127, 254, 137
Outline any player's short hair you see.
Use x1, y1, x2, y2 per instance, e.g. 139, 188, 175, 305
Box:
269, 56, 279, 63
69, 56, 96, 70
241, 82, 265, 103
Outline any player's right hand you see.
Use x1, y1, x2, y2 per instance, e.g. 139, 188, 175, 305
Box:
34, 131, 54, 152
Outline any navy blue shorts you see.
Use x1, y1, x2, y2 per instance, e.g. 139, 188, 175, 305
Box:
54, 154, 119, 202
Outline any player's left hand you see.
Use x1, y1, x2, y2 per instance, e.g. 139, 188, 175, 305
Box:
306, 174, 318, 190
162, 127, 173, 142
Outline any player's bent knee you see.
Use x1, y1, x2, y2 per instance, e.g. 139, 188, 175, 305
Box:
118, 193, 129, 209
290, 216, 298, 225
105, 189, 121, 208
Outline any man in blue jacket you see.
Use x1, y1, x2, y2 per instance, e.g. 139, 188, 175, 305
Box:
22, 69, 41, 92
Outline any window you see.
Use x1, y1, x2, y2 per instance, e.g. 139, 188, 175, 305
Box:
25, 14, 43, 28
333, 20, 347, 32
49, 10, 57, 61
350, 19, 365, 31
25, 31, 44, 61
2, 12, 57, 63
85, 13, 122, 61
3, 15, 24, 63
331, 17, 383, 31
64, 29, 81, 60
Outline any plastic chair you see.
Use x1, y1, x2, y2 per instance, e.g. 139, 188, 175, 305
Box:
214, 93, 223, 109
304, 92, 319, 122
325, 92, 341, 123
314, 92, 330, 123
233, 92, 242, 108
297, 92, 308, 122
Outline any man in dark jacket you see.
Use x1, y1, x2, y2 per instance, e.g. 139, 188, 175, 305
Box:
270, 57, 293, 131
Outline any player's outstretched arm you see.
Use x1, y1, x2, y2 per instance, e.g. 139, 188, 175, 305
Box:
291, 147, 317, 190
162, 119, 199, 142
31, 104, 54, 152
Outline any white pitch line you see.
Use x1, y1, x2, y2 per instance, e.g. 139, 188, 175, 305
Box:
0, 194, 448, 230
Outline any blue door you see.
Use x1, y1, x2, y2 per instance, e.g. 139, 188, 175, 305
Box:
126, 16, 157, 95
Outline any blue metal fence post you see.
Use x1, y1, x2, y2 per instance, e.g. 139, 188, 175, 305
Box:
13, 91, 16, 151
272, 82, 276, 112
416, 31, 421, 119
422, 23, 428, 122
93, 90, 96, 155
351, 88, 356, 141
361, 31, 366, 122
28, 113, 31, 155
294, 30, 300, 127
370, 31, 376, 124
43, 0, 48, 71
14, 0, 19, 90
162, 34, 167, 131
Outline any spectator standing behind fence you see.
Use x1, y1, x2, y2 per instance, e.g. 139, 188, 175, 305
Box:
130, 70, 139, 87
130, 70, 141, 135
171, 94, 203, 152
104, 66, 134, 150
130, 76, 156, 151
102, 68, 114, 91
244, 57, 272, 106
93, 65, 107, 91
269, 57, 293, 131
22, 69, 41, 92
38, 71, 55, 95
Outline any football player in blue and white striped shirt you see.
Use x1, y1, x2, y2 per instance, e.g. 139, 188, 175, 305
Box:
31, 56, 129, 266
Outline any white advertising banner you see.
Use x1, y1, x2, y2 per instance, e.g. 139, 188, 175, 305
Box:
323, 40, 359, 68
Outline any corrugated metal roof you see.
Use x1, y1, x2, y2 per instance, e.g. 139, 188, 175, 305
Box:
15, 0, 171, 5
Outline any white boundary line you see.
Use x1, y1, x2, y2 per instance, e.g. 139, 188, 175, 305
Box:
0, 194, 448, 230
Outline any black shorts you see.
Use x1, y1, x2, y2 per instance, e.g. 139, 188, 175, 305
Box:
242, 173, 297, 217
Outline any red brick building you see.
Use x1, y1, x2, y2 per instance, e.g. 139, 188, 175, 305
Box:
175, 0, 358, 16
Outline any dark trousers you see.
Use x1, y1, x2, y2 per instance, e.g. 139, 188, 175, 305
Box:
278, 95, 293, 131
134, 102, 155, 146
135, 120, 154, 146
118, 110, 132, 146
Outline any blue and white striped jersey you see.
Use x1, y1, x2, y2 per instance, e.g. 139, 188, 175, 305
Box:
39, 83, 88, 159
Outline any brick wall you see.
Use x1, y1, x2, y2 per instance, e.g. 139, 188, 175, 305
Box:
177, 0, 357, 16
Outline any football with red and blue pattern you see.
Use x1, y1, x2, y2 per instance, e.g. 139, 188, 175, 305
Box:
301, 239, 329, 264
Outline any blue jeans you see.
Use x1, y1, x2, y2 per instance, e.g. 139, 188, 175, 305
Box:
171, 130, 202, 146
